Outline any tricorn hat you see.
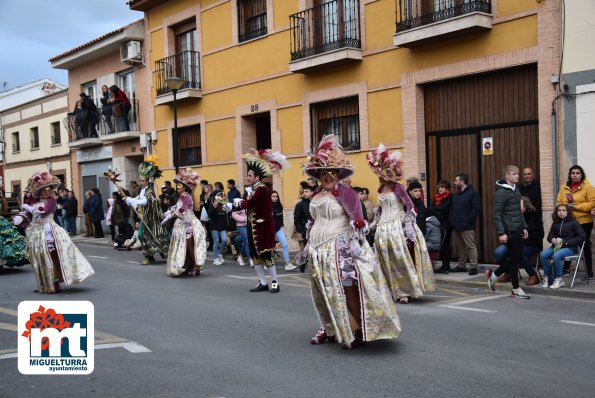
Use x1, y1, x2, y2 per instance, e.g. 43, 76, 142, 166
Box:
242, 148, 289, 179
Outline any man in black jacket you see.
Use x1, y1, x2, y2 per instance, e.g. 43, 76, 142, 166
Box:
519, 167, 542, 214
63, 190, 79, 235
294, 185, 313, 272
450, 173, 481, 275
487, 165, 530, 299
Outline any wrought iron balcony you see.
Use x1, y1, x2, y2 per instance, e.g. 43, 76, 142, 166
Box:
63, 99, 140, 147
153, 51, 201, 100
289, 0, 361, 63
396, 0, 491, 32
394, 0, 492, 47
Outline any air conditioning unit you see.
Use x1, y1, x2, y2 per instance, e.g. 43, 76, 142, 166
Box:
121, 40, 143, 63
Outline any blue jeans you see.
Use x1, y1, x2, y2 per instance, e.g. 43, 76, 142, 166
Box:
211, 229, 227, 259
540, 246, 576, 283
494, 244, 539, 276
234, 226, 250, 257
275, 229, 290, 263
64, 215, 77, 234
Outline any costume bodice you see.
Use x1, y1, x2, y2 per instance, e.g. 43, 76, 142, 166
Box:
30, 200, 54, 225
309, 194, 350, 247
378, 192, 405, 223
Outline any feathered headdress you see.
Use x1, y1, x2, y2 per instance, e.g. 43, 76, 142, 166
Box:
138, 154, 162, 182
30, 171, 61, 198
302, 134, 355, 181
242, 148, 289, 178
366, 144, 403, 183
173, 168, 200, 192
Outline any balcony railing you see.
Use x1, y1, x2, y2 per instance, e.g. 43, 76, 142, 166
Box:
395, 0, 491, 32
63, 99, 140, 142
290, 0, 361, 61
154, 51, 201, 97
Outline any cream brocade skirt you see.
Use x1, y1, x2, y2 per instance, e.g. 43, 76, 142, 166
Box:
308, 236, 401, 346
26, 221, 95, 293
375, 215, 435, 300
166, 216, 206, 276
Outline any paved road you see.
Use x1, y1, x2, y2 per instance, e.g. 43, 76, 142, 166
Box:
1, 244, 594, 397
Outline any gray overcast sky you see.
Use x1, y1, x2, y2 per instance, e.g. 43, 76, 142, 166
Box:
0, 0, 143, 91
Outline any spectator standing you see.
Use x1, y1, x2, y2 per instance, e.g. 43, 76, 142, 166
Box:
232, 208, 251, 266
486, 166, 530, 299
55, 189, 66, 227
79, 93, 98, 138
227, 179, 241, 203
89, 188, 105, 238
429, 180, 453, 273
519, 167, 542, 214
70, 100, 84, 139
425, 216, 442, 267
408, 181, 427, 235
107, 85, 131, 132
82, 190, 94, 237
63, 190, 78, 235
450, 173, 481, 275
556, 165, 595, 279
100, 85, 115, 134
272, 191, 296, 271
293, 185, 313, 272
208, 192, 229, 265
539, 204, 585, 288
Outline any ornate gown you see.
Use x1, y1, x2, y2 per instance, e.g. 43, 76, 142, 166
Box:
24, 198, 94, 293
375, 192, 435, 300
127, 186, 169, 259
307, 187, 401, 346
0, 216, 27, 267
166, 192, 207, 276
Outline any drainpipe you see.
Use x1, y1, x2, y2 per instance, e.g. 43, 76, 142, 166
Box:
551, 105, 558, 208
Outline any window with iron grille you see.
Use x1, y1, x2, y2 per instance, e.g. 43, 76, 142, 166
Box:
178, 124, 202, 166
51, 122, 61, 145
30, 127, 39, 149
310, 96, 360, 150
238, 0, 267, 42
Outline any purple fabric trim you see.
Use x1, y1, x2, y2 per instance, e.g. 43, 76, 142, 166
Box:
335, 184, 364, 223
42, 198, 57, 215
392, 183, 415, 216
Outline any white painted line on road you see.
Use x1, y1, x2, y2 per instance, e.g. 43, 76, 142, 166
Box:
89, 255, 109, 259
0, 306, 18, 316
0, 322, 17, 331
448, 294, 508, 306
560, 320, 595, 328
0, 352, 17, 360
126, 261, 141, 264
438, 305, 497, 313
95, 341, 151, 353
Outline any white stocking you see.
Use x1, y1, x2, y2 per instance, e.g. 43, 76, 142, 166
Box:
267, 265, 278, 282
253, 264, 268, 285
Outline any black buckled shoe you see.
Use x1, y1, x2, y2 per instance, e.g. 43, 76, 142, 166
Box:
270, 280, 280, 293
249, 282, 269, 292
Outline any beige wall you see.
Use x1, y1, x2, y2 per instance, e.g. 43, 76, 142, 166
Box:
562, 0, 595, 74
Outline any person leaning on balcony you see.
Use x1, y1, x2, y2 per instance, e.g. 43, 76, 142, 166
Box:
79, 93, 98, 138
100, 85, 115, 134
107, 85, 131, 132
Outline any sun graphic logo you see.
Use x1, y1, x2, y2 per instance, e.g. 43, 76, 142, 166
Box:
18, 301, 94, 375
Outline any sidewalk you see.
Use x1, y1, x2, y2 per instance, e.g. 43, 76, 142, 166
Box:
71, 235, 595, 301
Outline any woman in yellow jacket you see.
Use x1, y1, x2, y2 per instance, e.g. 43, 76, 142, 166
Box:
556, 165, 595, 279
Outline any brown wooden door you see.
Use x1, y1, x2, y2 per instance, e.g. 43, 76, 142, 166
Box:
425, 65, 539, 262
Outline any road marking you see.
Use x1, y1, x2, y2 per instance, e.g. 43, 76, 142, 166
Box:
560, 320, 595, 328
439, 305, 497, 313
0, 306, 18, 316
95, 341, 151, 353
435, 287, 471, 297
0, 322, 17, 332
89, 255, 109, 259
448, 294, 508, 306
0, 352, 17, 360
126, 261, 141, 264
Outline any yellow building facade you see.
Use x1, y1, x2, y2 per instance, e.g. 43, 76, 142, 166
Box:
130, 0, 561, 260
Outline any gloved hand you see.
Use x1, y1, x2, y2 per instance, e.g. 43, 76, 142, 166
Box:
161, 215, 171, 225
22, 204, 34, 213
233, 198, 243, 207
223, 203, 233, 212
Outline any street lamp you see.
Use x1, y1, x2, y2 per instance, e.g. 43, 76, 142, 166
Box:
165, 76, 185, 174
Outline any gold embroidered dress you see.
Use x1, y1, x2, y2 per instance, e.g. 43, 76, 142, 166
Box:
25, 199, 95, 293
307, 193, 401, 346
166, 192, 206, 276
375, 192, 435, 300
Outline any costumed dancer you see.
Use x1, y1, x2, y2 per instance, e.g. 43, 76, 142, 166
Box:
125, 158, 169, 265
302, 135, 400, 349
234, 148, 289, 293
162, 168, 207, 277
366, 144, 435, 304
22, 171, 94, 293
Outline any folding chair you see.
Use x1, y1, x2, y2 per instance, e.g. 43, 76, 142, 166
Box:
565, 242, 589, 288
533, 253, 544, 283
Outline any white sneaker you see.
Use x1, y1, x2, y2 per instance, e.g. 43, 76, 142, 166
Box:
237, 256, 245, 266
549, 278, 565, 289
213, 258, 223, 266
511, 287, 530, 299
540, 279, 549, 288
285, 263, 297, 271
249, 258, 254, 268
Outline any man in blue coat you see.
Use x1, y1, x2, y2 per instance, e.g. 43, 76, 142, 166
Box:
450, 173, 481, 275
89, 188, 105, 238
